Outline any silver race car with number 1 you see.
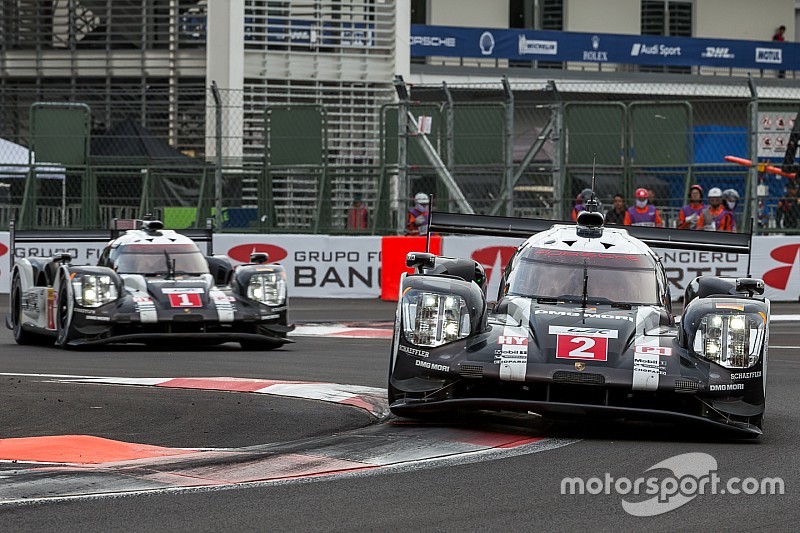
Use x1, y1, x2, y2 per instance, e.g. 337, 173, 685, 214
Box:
7, 219, 292, 349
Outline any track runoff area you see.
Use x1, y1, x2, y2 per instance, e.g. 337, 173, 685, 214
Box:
0, 297, 797, 504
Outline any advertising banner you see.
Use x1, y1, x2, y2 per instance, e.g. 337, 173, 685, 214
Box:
444, 235, 800, 303
1, 232, 798, 302
215, 234, 382, 298
411, 24, 799, 71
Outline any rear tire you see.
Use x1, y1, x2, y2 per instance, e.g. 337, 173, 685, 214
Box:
10, 276, 51, 346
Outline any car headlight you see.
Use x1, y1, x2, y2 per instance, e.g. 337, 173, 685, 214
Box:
693, 313, 765, 369
247, 272, 286, 306
71, 274, 118, 308
402, 290, 470, 347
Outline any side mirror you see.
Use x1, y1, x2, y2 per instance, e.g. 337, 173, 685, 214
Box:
52, 253, 72, 264
250, 252, 269, 264
406, 252, 436, 271
735, 278, 765, 296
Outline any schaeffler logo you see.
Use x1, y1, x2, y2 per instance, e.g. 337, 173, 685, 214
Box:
762, 244, 800, 290
561, 453, 784, 517
227, 243, 288, 264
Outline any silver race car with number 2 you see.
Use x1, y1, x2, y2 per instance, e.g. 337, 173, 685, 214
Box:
389, 205, 769, 437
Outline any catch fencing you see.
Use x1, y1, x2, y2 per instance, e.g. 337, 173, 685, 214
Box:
1, 78, 800, 234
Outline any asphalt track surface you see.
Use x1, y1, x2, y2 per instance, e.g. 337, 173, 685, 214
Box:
1, 295, 799, 532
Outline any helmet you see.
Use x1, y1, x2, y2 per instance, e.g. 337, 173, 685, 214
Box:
689, 184, 703, 194
414, 192, 429, 205
635, 188, 649, 199
580, 188, 593, 201
723, 188, 740, 200
708, 187, 723, 198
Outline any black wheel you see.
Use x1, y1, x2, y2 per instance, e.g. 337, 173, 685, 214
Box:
10, 276, 50, 345
56, 285, 76, 348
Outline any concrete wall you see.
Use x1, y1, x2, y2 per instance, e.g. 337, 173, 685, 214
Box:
425, 0, 795, 42
696, 0, 793, 41
429, 0, 510, 28
566, 0, 641, 35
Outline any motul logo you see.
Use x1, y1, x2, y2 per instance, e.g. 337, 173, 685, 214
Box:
762, 244, 800, 290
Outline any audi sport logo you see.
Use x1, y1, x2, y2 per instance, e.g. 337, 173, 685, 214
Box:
762, 244, 800, 290
227, 243, 288, 264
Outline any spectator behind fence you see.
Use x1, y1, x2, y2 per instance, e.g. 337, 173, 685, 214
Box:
571, 188, 597, 221
757, 199, 770, 228
406, 192, 430, 235
626, 187, 664, 227
776, 179, 800, 229
773, 25, 787, 78
346, 192, 369, 231
678, 184, 705, 230
605, 193, 631, 225
722, 189, 740, 233
702, 187, 734, 232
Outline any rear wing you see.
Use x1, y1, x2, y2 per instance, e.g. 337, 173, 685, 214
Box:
429, 212, 752, 254
8, 218, 214, 270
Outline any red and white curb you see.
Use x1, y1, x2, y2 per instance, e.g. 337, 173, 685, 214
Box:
291, 324, 392, 339
0, 372, 576, 504
0, 373, 388, 418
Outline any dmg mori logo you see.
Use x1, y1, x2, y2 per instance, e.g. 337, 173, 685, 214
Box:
762, 244, 800, 290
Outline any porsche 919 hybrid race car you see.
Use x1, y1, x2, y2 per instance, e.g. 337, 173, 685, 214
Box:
389, 207, 769, 437
6, 219, 292, 349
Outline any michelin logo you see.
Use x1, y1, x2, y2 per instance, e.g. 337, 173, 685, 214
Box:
519, 35, 557, 56
630, 43, 681, 57
756, 48, 782, 64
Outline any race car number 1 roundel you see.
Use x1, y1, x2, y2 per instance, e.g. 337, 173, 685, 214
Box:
549, 326, 618, 362
168, 293, 202, 307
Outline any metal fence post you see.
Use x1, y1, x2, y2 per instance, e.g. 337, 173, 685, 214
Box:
502, 76, 514, 217
550, 81, 566, 219
747, 75, 759, 230
211, 81, 223, 233
395, 76, 410, 234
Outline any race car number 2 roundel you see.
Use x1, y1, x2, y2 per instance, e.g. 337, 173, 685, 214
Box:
168, 293, 202, 307
549, 326, 618, 362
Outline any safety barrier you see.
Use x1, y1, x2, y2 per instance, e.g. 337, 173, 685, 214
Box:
1, 232, 798, 302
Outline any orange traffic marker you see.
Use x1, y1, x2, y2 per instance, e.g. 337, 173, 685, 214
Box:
724, 155, 796, 178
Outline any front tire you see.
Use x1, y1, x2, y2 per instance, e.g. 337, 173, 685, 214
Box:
56, 285, 76, 348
